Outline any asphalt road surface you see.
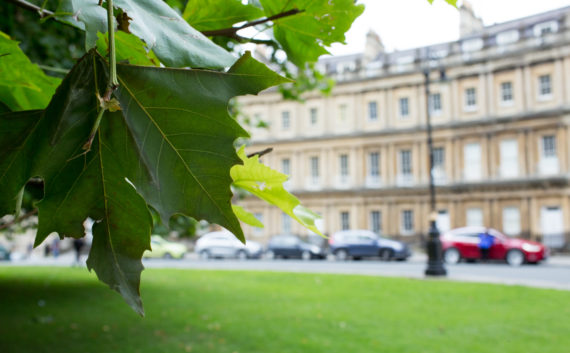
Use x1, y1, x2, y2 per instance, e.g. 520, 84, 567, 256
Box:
5, 253, 570, 291
141, 255, 570, 291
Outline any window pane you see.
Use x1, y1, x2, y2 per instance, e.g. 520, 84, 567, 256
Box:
368, 101, 378, 121
282, 213, 292, 234
370, 211, 381, 234
368, 152, 380, 177
501, 82, 513, 102
502, 207, 521, 236
401, 210, 414, 233
465, 87, 476, 107
542, 136, 556, 157
281, 158, 290, 175
429, 93, 442, 113
310, 157, 319, 178
539, 75, 551, 96
282, 111, 290, 129
399, 97, 409, 117
310, 108, 318, 125
339, 154, 349, 177
341, 212, 350, 230
466, 208, 483, 227
400, 150, 412, 175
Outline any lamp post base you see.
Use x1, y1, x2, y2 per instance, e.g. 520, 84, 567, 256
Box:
425, 220, 447, 277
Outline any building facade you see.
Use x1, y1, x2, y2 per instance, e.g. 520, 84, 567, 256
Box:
238, 5, 570, 250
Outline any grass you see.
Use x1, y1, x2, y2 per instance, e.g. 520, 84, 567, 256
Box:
0, 267, 569, 353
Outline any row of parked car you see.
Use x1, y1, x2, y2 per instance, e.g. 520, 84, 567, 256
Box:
144, 226, 549, 266
193, 229, 412, 261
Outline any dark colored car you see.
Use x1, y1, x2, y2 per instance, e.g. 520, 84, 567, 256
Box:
329, 230, 411, 261
441, 226, 548, 266
266, 234, 326, 260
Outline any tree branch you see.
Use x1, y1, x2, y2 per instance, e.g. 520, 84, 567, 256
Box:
5, 0, 54, 18
247, 147, 273, 159
201, 8, 304, 37
0, 209, 38, 231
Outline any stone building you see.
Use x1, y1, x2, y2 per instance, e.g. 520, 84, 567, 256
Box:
237, 4, 570, 250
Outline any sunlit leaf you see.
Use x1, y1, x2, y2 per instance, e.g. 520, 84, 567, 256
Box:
183, 0, 263, 31
0, 31, 61, 111
232, 204, 264, 228
231, 147, 322, 236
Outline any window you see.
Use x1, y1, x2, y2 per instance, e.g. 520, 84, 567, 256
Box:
500, 82, 513, 104
368, 101, 378, 121
400, 150, 412, 176
401, 210, 414, 235
437, 210, 450, 233
253, 213, 263, 236
368, 152, 380, 177
282, 213, 292, 234
461, 38, 483, 52
540, 135, 559, 175
466, 208, 483, 227
538, 75, 552, 98
429, 93, 442, 115
533, 21, 558, 37
281, 158, 290, 176
500, 139, 518, 178
496, 30, 519, 45
339, 154, 349, 179
432, 147, 445, 183
281, 111, 290, 129
370, 211, 382, 234
310, 156, 319, 180
399, 97, 409, 118
341, 211, 350, 231
542, 135, 557, 158
309, 107, 318, 126
502, 207, 521, 236
464, 143, 482, 181
464, 87, 477, 110
339, 104, 347, 121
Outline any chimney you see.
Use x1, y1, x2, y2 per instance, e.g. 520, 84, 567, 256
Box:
363, 29, 384, 65
460, 0, 483, 37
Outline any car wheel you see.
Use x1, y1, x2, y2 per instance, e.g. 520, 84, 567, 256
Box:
301, 250, 311, 261
506, 249, 524, 267
335, 249, 349, 261
163, 253, 173, 259
265, 250, 275, 260
444, 248, 460, 264
199, 250, 211, 260
237, 250, 248, 261
379, 249, 393, 261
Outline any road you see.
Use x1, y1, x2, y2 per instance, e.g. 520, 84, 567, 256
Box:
4, 253, 570, 291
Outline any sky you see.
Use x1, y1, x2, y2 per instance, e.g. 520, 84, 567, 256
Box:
327, 0, 570, 56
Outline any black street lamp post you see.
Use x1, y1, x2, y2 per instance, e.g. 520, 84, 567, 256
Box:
424, 67, 447, 277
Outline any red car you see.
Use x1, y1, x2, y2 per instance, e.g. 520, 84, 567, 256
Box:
441, 227, 548, 266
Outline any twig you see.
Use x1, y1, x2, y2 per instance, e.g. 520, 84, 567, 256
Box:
247, 147, 273, 159
6, 0, 54, 18
0, 209, 38, 231
202, 8, 303, 37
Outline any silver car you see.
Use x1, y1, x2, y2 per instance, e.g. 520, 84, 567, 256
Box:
195, 230, 263, 260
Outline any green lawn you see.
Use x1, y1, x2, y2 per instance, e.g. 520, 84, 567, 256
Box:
0, 267, 568, 353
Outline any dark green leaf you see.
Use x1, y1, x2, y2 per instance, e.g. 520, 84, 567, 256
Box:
183, 0, 264, 31
0, 51, 152, 314
0, 31, 61, 111
113, 52, 288, 242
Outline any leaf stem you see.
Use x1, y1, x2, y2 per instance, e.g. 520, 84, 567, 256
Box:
5, 0, 53, 18
83, 107, 105, 152
201, 8, 304, 37
106, 0, 118, 89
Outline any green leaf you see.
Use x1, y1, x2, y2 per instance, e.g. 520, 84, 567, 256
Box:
56, 0, 108, 50
0, 51, 152, 314
0, 32, 61, 111
183, 0, 264, 31
113, 51, 288, 243
231, 147, 322, 236
259, 0, 364, 66
232, 204, 264, 229
96, 31, 159, 67
58, 0, 236, 68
